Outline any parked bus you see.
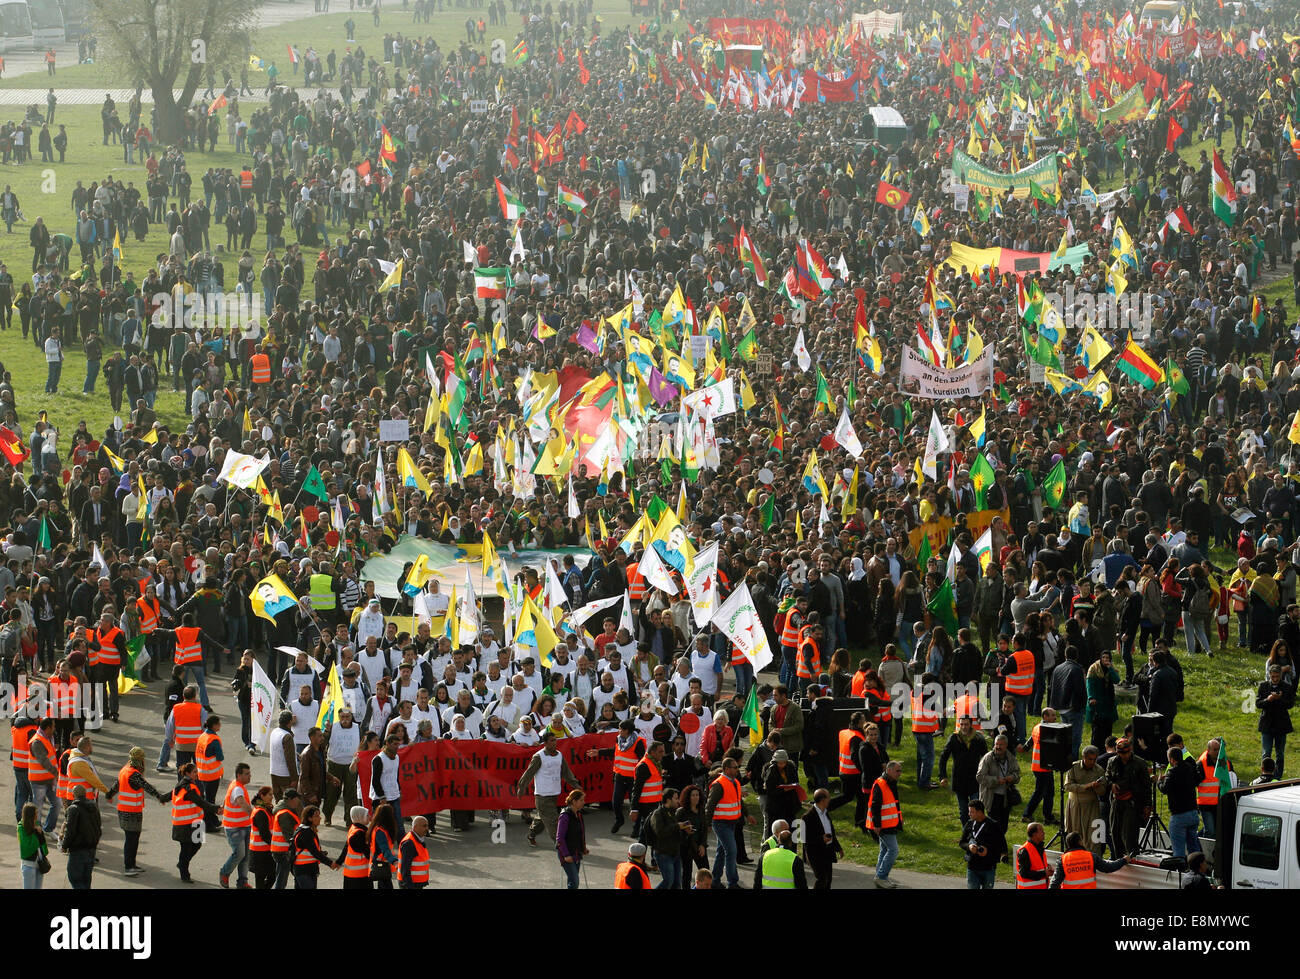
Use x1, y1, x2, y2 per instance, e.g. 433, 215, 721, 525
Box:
0, 1, 34, 54
26, 0, 62, 45
58, 0, 88, 40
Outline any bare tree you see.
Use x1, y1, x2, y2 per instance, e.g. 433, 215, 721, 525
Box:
87, 0, 262, 143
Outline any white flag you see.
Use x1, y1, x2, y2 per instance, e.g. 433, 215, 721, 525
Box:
710, 582, 773, 672
544, 558, 569, 615
945, 542, 960, 582
682, 378, 737, 420
685, 541, 719, 623
620, 591, 635, 635
973, 526, 994, 572
251, 655, 279, 753
637, 542, 678, 596
567, 475, 581, 518
511, 227, 527, 263
217, 449, 271, 489
834, 406, 863, 458
792, 328, 812, 372
463, 240, 477, 264
459, 567, 480, 646
571, 593, 625, 628
923, 410, 950, 480
425, 353, 441, 397
90, 543, 109, 576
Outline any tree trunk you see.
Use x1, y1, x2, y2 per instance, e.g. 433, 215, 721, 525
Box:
152, 85, 185, 144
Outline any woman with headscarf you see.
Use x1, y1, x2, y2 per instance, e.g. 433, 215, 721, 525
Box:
845, 555, 872, 649
104, 745, 168, 876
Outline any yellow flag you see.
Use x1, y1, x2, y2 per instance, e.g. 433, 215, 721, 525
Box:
1289, 409, 1300, 445
794, 508, 803, 542
396, 447, 433, 495
379, 259, 404, 292
738, 369, 757, 411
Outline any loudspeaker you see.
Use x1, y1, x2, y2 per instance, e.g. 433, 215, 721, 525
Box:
1037, 723, 1073, 772
1132, 712, 1170, 765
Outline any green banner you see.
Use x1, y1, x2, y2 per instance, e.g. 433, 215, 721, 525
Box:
950, 150, 1059, 199
1081, 84, 1148, 126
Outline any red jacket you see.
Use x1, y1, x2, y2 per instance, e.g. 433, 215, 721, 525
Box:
700, 723, 734, 764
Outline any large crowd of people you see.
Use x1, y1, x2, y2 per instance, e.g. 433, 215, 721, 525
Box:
4, 0, 1300, 892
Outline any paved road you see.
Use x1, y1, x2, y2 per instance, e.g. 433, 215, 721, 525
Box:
0, 671, 963, 890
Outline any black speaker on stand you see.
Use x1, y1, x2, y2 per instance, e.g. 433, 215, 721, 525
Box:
1037, 723, 1073, 849
1133, 712, 1172, 851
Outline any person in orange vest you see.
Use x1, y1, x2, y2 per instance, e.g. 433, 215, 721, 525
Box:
605, 718, 645, 834
398, 815, 431, 889
271, 789, 304, 889
615, 841, 651, 888
165, 684, 208, 774
1196, 737, 1231, 838
171, 761, 220, 883
88, 609, 126, 723
1048, 831, 1128, 888
1022, 707, 1060, 824
795, 622, 824, 698
26, 717, 60, 834
218, 761, 254, 888
707, 755, 753, 888
627, 739, 665, 844
866, 760, 904, 888
1015, 822, 1050, 889
911, 673, 943, 790
290, 804, 340, 890
777, 595, 808, 691
1001, 635, 1036, 749
340, 804, 373, 890
103, 746, 167, 876
249, 348, 271, 386
44, 49, 55, 76
155, 611, 226, 711
11, 712, 37, 822
849, 658, 872, 698
827, 710, 867, 825
195, 715, 225, 814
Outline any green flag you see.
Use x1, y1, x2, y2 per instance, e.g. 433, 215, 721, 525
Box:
969, 452, 997, 509
37, 516, 50, 551
1043, 458, 1067, 510
1213, 737, 1232, 797
917, 531, 932, 569
845, 376, 858, 409
647, 495, 668, 524
815, 368, 833, 411
737, 327, 757, 361
123, 634, 147, 680
302, 465, 330, 503
742, 684, 764, 748
761, 494, 776, 530
1165, 358, 1190, 396
927, 577, 959, 637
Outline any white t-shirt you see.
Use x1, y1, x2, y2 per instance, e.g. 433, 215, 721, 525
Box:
289, 698, 318, 746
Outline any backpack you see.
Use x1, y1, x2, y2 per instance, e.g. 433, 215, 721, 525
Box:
1189, 583, 1211, 616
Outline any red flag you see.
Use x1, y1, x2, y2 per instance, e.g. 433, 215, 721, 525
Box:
1166, 116, 1184, 152
0, 426, 27, 467
578, 50, 590, 85
556, 43, 565, 64
564, 109, 586, 136
874, 181, 911, 209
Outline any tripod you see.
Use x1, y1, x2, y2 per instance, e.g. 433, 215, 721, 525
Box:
1046, 770, 1069, 850
1138, 762, 1170, 852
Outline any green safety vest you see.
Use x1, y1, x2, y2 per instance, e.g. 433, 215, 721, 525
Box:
309, 573, 336, 610
760, 846, 797, 889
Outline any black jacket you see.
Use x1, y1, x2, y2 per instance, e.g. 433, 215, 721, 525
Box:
959, 815, 1006, 870
938, 731, 988, 793
62, 798, 102, 851
1256, 680, 1295, 735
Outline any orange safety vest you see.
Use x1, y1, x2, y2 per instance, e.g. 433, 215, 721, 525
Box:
612, 736, 645, 778
626, 562, 646, 602
270, 808, 300, 852
26, 730, 55, 781
240, 169, 253, 189
1059, 848, 1096, 888
250, 810, 272, 852
117, 764, 144, 813
865, 776, 900, 830
614, 860, 650, 888
56, 750, 76, 801
171, 784, 204, 827
250, 353, 271, 384
172, 701, 203, 749
370, 827, 391, 872
10, 723, 32, 770
136, 597, 160, 633
91, 626, 123, 667
397, 831, 429, 883
838, 729, 864, 775
634, 756, 663, 806
173, 626, 203, 666
342, 825, 370, 878
850, 670, 869, 698
1004, 649, 1035, 697
222, 781, 251, 828
779, 610, 803, 648
293, 827, 321, 866
867, 686, 893, 725
1016, 842, 1049, 889
1197, 752, 1223, 807
796, 636, 821, 680
196, 731, 223, 781
910, 693, 940, 734
953, 694, 983, 730
710, 774, 743, 821
47, 676, 79, 718
1030, 724, 1050, 774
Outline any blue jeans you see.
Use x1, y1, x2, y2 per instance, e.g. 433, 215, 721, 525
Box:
45, 360, 61, 393
1013, 698, 1029, 749
655, 852, 681, 889
84, 359, 99, 393
13, 770, 31, 822
1061, 709, 1084, 758
183, 663, 210, 708
779, 648, 796, 690
1263, 728, 1284, 774
954, 788, 978, 824
157, 735, 173, 769
20, 860, 43, 888
221, 827, 250, 884
967, 867, 996, 889
732, 663, 754, 700
67, 849, 94, 888
876, 831, 899, 880
897, 622, 916, 660
226, 615, 249, 658
559, 856, 580, 889
711, 819, 739, 886
914, 733, 934, 787
30, 780, 59, 832
1200, 806, 1217, 840
1183, 616, 1211, 655
829, 613, 846, 653
1168, 809, 1200, 860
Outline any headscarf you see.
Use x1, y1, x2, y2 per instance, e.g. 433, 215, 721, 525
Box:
850, 556, 866, 581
